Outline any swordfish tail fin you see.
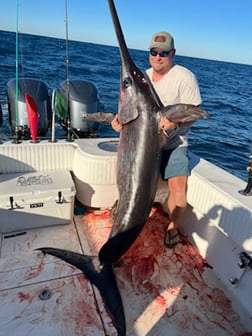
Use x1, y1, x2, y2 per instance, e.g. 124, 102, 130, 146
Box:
36, 247, 126, 336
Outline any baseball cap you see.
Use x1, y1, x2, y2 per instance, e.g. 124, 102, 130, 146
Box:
149, 32, 174, 51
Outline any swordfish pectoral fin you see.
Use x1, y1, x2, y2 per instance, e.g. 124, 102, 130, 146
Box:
118, 106, 139, 125
35, 247, 126, 336
161, 103, 210, 127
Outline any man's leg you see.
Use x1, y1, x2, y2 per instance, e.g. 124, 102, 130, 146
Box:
164, 175, 188, 247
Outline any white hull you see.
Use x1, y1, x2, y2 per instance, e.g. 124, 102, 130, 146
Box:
0, 138, 251, 335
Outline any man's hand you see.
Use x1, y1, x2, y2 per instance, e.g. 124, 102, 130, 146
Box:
111, 114, 122, 132
160, 116, 177, 130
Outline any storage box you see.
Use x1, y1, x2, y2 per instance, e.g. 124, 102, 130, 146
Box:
0, 170, 76, 233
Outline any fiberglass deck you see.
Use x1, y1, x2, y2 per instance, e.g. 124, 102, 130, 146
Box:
0, 205, 248, 336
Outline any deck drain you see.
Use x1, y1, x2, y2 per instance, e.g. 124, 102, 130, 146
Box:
39, 288, 52, 300
36, 251, 47, 259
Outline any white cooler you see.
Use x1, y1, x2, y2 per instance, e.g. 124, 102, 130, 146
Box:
0, 170, 76, 233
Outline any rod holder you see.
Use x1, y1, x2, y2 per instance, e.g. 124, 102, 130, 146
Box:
238, 251, 252, 269
229, 266, 248, 287
56, 191, 63, 204
12, 125, 21, 144
229, 251, 252, 286
240, 147, 252, 196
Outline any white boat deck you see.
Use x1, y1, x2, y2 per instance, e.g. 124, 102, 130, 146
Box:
0, 138, 252, 335
0, 206, 249, 336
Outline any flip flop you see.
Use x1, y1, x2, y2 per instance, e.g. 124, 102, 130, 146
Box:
164, 230, 180, 248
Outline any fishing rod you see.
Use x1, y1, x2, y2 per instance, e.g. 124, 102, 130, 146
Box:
240, 143, 252, 196
65, 0, 73, 142
50, 89, 56, 142
14, 0, 21, 143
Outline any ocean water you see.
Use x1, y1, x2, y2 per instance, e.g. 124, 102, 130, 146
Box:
0, 30, 252, 182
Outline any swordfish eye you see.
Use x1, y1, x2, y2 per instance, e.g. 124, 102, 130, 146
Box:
123, 77, 132, 89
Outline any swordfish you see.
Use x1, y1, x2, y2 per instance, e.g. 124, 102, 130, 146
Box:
37, 0, 209, 335
98, 0, 209, 264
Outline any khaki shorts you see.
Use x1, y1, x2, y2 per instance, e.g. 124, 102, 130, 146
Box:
160, 146, 190, 180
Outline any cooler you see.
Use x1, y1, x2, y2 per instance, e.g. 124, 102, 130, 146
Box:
0, 170, 76, 233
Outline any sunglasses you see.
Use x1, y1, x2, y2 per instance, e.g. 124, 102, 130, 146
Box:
149, 49, 170, 57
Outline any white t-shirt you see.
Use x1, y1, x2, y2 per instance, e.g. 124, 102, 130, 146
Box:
146, 64, 202, 149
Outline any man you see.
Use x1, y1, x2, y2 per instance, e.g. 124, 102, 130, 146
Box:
111, 31, 202, 248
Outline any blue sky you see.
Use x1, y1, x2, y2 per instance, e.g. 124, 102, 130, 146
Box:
1, 0, 252, 65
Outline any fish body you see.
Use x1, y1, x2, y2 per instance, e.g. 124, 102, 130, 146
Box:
99, 0, 209, 264
37, 0, 209, 334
